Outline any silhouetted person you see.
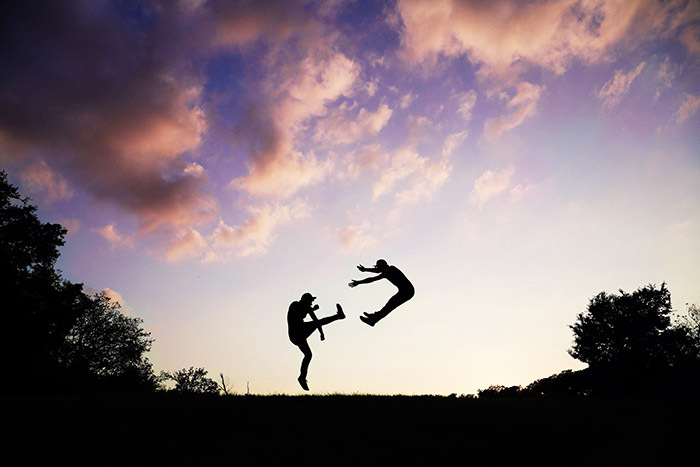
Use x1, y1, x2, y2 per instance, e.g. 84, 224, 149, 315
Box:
287, 292, 345, 391
349, 259, 415, 326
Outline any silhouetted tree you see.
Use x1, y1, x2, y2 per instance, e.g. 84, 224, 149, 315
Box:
568, 283, 699, 394
58, 292, 157, 390
477, 384, 522, 399
521, 369, 592, 397
569, 283, 697, 370
1, 170, 157, 392
679, 303, 700, 347
2, 170, 83, 387
163, 367, 220, 394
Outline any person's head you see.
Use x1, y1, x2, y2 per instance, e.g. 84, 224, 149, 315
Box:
300, 292, 316, 304
375, 259, 388, 270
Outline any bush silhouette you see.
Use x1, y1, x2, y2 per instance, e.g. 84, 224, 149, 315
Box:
162, 367, 220, 394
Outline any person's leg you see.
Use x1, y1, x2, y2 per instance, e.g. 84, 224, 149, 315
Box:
296, 340, 312, 390
315, 304, 345, 327
366, 288, 414, 323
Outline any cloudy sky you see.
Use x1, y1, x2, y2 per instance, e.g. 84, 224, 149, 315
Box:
2, 0, 699, 394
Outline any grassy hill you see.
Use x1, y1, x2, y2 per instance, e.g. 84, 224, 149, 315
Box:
6, 393, 697, 465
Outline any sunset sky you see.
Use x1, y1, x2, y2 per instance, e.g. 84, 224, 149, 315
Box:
2, 0, 699, 395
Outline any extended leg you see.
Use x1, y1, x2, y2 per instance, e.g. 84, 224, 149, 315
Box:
362, 290, 414, 326
315, 304, 346, 327
375, 292, 411, 319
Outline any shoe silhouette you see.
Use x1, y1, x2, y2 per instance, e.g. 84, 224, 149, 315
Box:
360, 314, 376, 327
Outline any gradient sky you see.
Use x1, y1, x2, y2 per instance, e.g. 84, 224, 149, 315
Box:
2, 0, 699, 395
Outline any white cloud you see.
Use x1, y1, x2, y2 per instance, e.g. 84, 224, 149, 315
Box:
468, 166, 515, 208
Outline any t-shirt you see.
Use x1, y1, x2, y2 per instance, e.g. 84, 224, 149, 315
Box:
287, 300, 308, 339
384, 266, 414, 292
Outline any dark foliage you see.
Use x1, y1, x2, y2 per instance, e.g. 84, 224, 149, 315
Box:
58, 292, 158, 391
1, 170, 157, 392
567, 283, 700, 395
569, 283, 698, 370
162, 367, 220, 394
480, 286, 700, 398
477, 384, 522, 399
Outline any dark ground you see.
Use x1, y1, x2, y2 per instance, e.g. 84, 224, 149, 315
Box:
5, 393, 698, 466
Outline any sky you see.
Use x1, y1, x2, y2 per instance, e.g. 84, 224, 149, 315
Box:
1, 0, 699, 395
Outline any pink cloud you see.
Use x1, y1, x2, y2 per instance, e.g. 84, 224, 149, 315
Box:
164, 228, 208, 263
388, 132, 466, 221
442, 131, 468, 160
675, 93, 700, 123
372, 146, 428, 200
468, 165, 516, 208
336, 222, 377, 254
510, 183, 535, 203
396, 0, 695, 84
212, 0, 315, 47
336, 143, 391, 181
19, 160, 73, 203
94, 224, 135, 250
233, 47, 360, 198
679, 23, 700, 57
0, 2, 217, 234
484, 82, 543, 141
206, 199, 312, 260
391, 159, 451, 212
400, 92, 417, 109
230, 150, 334, 199
314, 102, 393, 146
60, 218, 81, 235
596, 62, 647, 110
455, 90, 478, 121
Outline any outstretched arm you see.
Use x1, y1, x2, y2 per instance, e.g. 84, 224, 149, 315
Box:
349, 274, 384, 288
357, 264, 380, 273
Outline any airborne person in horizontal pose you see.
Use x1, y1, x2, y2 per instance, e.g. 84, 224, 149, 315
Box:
349, 259, 415, 327
287, 292, 345, 391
